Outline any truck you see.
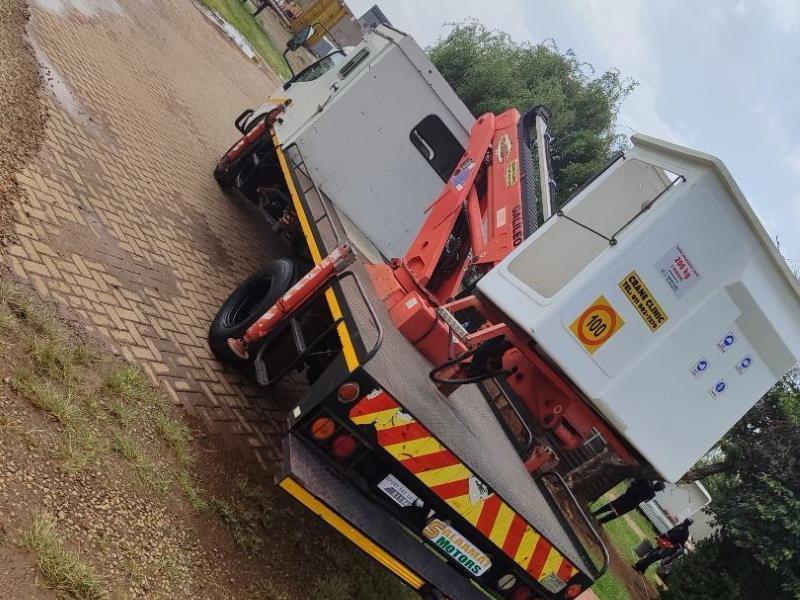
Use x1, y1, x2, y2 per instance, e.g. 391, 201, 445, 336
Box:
210, 24, 800, 599
640, 481, 712, 538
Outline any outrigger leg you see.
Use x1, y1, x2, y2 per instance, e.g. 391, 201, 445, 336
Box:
227, 244, 355, 359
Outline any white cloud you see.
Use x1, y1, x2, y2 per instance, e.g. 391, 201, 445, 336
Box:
734, 0, 748, 16
616, 82, 687, 143
564, 0, 687, 143
33, 0, 123, 17
787, 146, 800, 175
794, 195, 800, 226
764, 0, 800, 32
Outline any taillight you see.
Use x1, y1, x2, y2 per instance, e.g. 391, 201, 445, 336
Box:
564, 584, 583, 599
331, 434, 357, 460
311, 417, 335, 441
510, 588, 535, 600
337, 381, 360, 403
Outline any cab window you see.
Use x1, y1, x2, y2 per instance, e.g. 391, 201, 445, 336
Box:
290, 52, 346, 85
410, 115, 464, 181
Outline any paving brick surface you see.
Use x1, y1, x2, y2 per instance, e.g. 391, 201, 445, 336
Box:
9, 0, 298, 467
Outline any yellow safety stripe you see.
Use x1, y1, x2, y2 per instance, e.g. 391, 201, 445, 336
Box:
415, 463, 472, 487
279, 477, 425, 589
271, 130, 359, 371
487, 502, 516, 549
514, 528, 541, 566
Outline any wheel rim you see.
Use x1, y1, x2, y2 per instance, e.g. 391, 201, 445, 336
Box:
220, 276, 272, 328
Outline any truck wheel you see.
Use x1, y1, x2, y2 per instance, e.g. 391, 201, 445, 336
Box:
208, 259, 295, 363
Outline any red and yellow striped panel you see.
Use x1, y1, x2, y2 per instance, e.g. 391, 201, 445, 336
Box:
349, 390, 579, 586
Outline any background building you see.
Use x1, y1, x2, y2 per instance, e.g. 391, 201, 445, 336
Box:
358, 4, 392, 29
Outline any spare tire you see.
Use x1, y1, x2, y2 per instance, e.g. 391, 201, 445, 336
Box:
208, 259, 295, 363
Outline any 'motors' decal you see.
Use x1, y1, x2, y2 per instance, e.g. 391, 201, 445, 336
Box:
349, 390, 578, 585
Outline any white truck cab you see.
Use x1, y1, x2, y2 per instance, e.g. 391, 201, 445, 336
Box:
240, 25, 475, 256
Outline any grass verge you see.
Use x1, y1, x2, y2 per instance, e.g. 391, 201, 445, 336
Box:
2, 279, 418, 598
591, 484, 662, 589
604, 516, 661, 586
23, 516, 105, 600
210, 497, 264, 553
200, 0, 291, 78
592, 571, 631, 600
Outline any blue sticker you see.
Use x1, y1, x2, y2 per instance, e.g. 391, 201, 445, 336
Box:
735, 355, 753, 374
690, 357, 710, 378
708, 379, 727, 399
450, 158, 475, 191
716, 331, 737, 353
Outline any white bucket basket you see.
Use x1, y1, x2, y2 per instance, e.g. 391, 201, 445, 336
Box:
478, 135, 800, 482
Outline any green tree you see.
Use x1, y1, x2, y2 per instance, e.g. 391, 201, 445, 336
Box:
666, 377, 800, 599
427, 20, 636, 205
660, 536, 785, 600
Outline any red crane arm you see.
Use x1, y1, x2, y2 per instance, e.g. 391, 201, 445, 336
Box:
401, 112, 496, 299
398, 108, 531, 306
367, 107, 639, 472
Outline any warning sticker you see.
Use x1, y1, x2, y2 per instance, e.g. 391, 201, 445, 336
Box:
690, 357, 710, 378
656, 245, 701, 298
569, 295, 625, 355
450, 158, 475, 191
495, 133, 512, 163
495, 207, 507, 228
619, 271, 668, 332
504, 160, 519, 187
708, 379, 727, 399
716, 331, 737, 353
735, 355, 753, 374
378, 474, 423, 508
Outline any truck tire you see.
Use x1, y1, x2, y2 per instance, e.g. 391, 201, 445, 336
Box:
208, 259, 295, 363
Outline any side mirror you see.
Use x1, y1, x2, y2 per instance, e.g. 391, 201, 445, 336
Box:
287, 25, 314, 51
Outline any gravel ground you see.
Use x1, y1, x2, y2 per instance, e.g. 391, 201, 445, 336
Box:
0, 396, 244, 598
0, 0, 46, 250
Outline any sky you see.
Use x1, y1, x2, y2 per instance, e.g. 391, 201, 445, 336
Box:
348, 0, 800, 266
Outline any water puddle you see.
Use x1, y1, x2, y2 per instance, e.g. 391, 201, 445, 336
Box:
195, 3, 258, 61
33, 0, 124, 17
27, 26, 106, 139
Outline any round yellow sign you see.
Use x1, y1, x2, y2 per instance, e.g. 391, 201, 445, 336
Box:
568, 295, 625, 355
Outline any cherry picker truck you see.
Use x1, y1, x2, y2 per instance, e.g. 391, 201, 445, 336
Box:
209, 26, 800, 600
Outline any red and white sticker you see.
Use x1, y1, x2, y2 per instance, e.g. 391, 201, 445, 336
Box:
656, 245, 701, 299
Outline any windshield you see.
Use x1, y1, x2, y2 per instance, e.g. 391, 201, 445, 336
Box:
292, 51, 346, 84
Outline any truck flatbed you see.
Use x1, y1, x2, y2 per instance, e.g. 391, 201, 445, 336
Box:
278, 142, 596, 591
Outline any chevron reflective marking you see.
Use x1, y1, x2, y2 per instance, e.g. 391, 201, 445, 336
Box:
351, 407, 402, 428
349, 389, 579, 584
415, 463, 472, 488
514, 527, 541, 566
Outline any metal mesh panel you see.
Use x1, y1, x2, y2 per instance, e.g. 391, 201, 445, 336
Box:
517, 117, 540, 238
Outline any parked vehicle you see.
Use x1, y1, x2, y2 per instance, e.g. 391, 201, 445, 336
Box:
641, 481, 712, 538
210, 24, 800, 599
